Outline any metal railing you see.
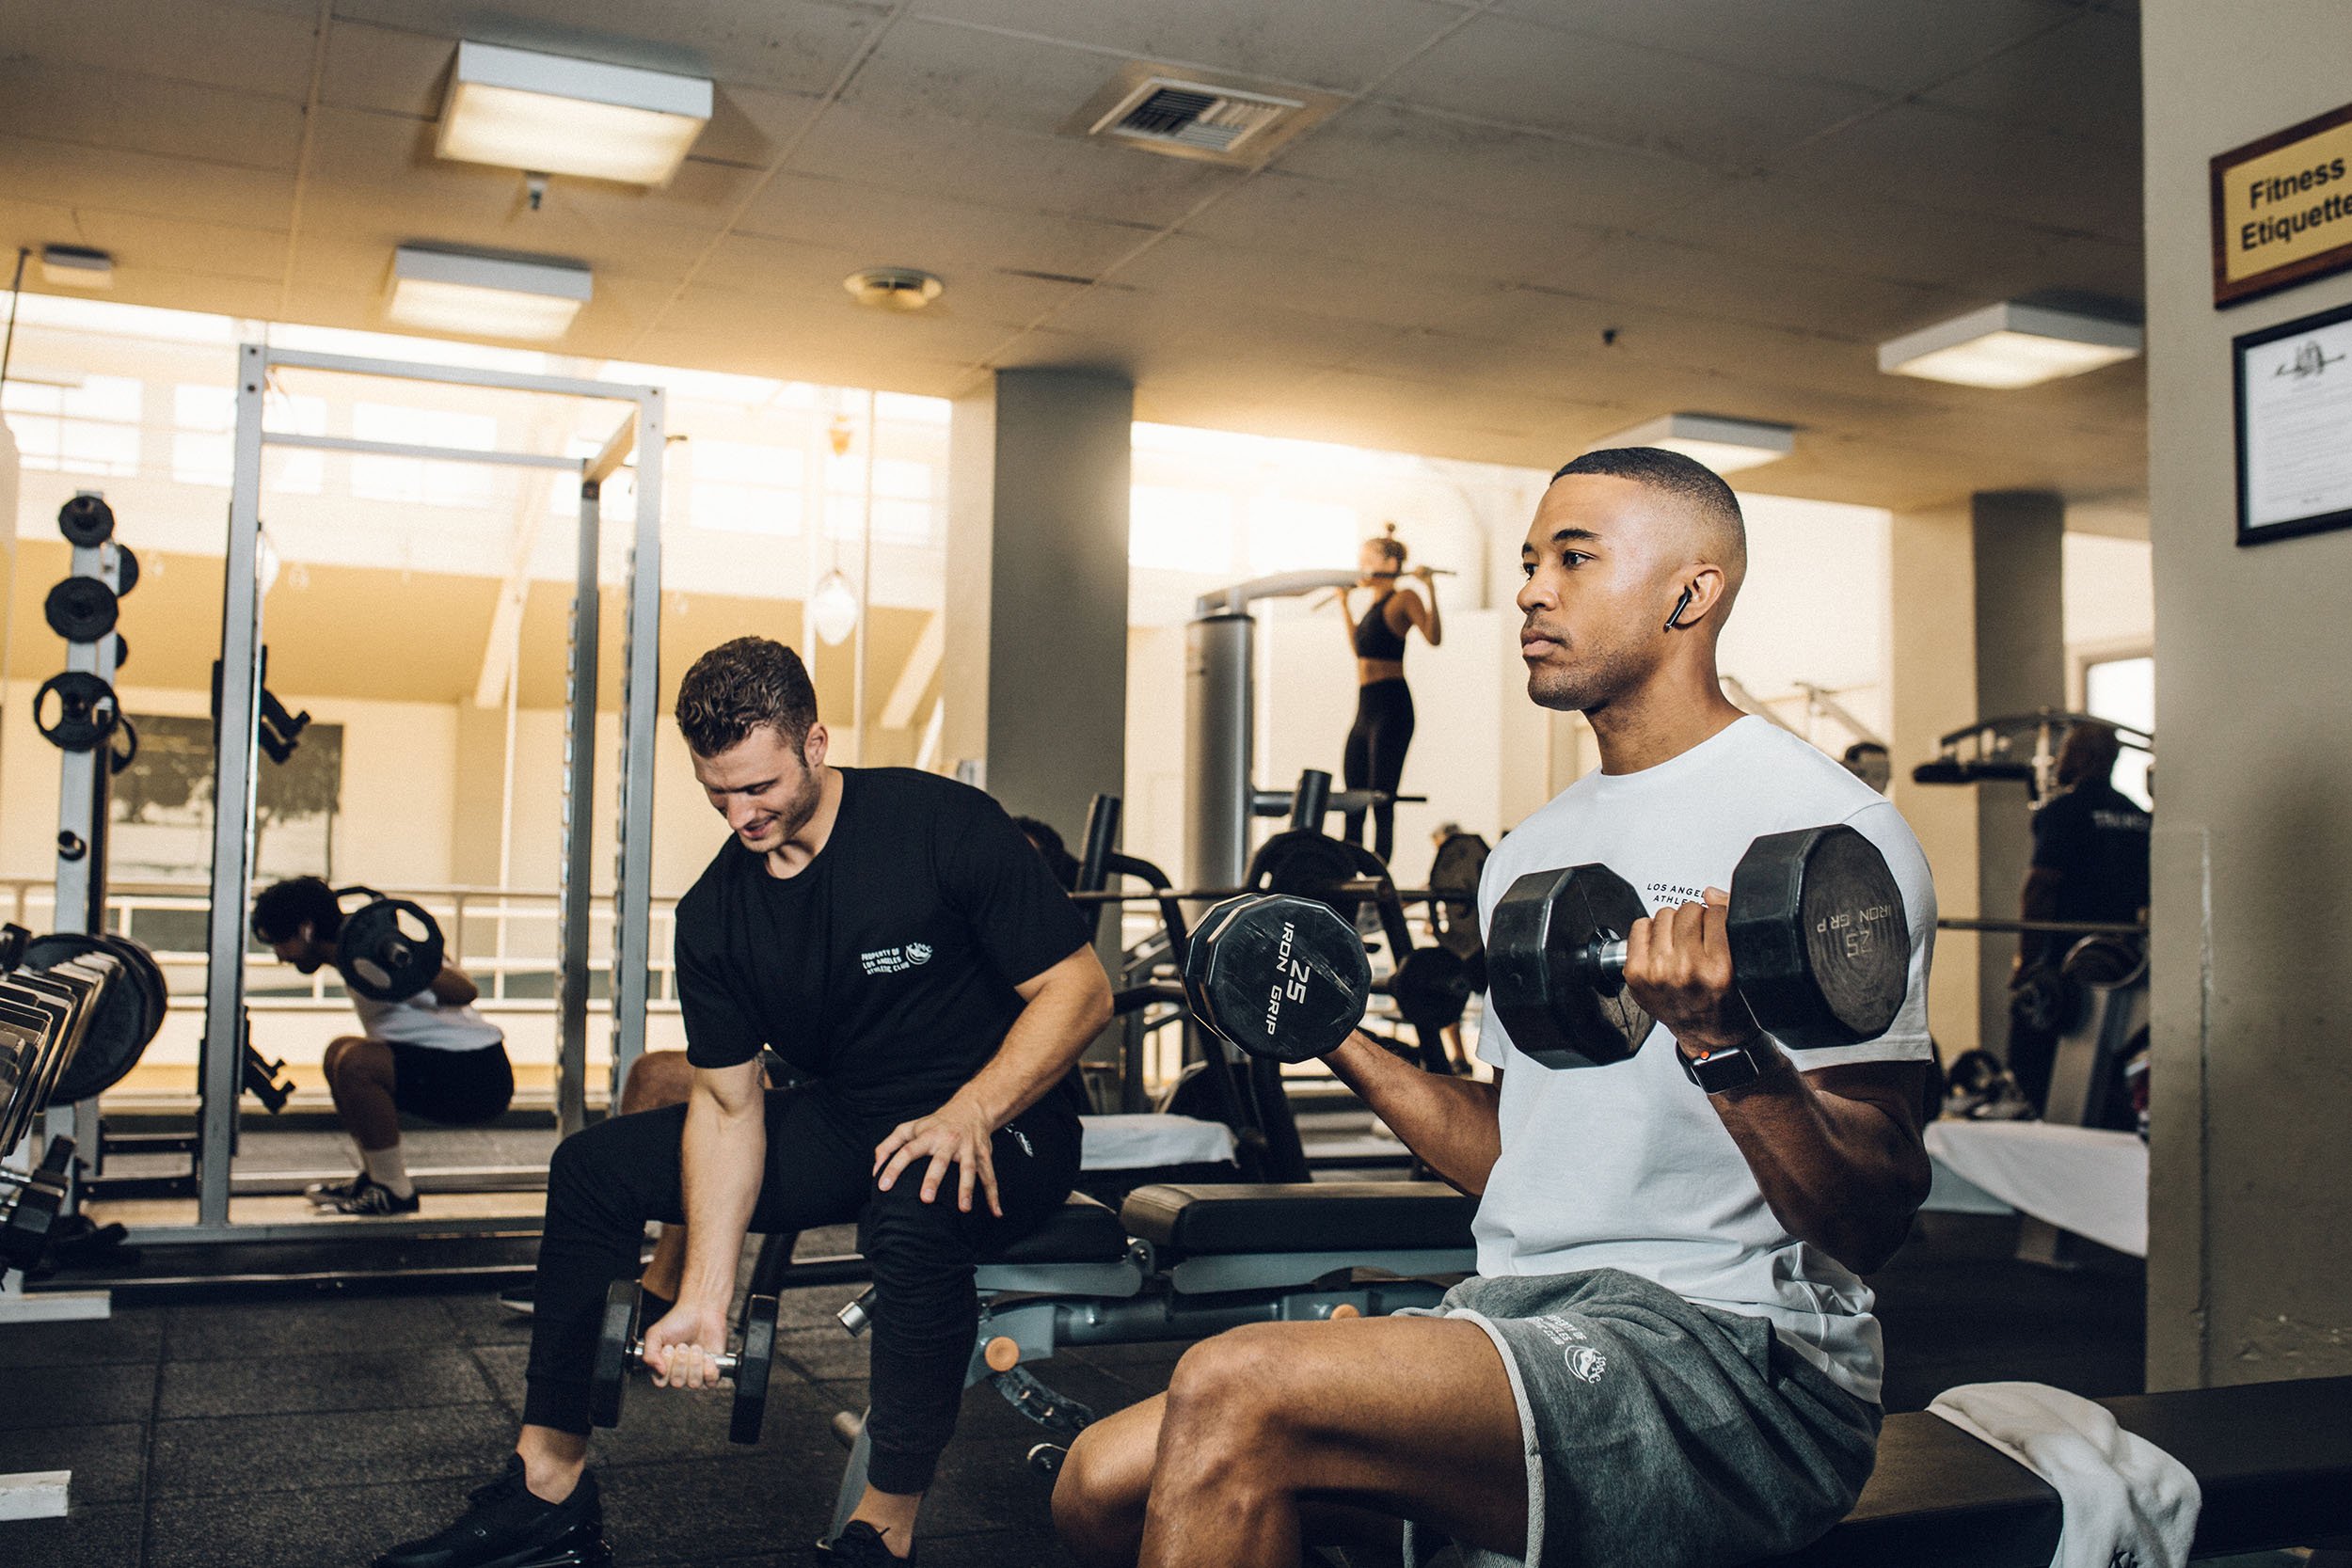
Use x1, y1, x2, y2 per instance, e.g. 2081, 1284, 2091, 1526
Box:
0, 879, 684, 1011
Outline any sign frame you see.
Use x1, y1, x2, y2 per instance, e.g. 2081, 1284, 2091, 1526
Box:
2211, 101, 2352, 309
2234, 297, 2352, 547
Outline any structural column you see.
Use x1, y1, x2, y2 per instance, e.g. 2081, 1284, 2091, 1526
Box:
940, 369, 1133, 838
2141, 0, 2352, 1389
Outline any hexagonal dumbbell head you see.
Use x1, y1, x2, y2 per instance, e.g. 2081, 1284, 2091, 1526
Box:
1484, 863, 1655, 1069
1724, 824, 1911, 1050
1182, 895, 1372, 1064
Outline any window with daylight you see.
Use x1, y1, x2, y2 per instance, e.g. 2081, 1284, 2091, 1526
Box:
1245, 493, 1358, 575
1129, 484, 1237, 573
691, 440, 803, 535
822, 453, 935, 545
3, 374, 143, 476
350, 403, 498, 508
172, 383, 329, 491
2083, 655, 2154, 809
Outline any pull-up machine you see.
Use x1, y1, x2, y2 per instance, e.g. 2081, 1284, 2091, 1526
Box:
164, 343, 667, 1243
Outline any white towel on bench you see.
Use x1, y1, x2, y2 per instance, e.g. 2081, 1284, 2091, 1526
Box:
1929, 1382, 2201, 1568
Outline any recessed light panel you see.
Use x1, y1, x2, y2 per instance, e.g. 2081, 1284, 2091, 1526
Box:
438, 41, 712, 186
389, 246, 592, 341
1879, 302, 2141, 389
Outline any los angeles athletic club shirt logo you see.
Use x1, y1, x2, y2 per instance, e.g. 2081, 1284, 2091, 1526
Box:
860, 942, 934, 975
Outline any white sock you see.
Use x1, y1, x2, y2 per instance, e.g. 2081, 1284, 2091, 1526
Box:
362, 1142, 414, 1199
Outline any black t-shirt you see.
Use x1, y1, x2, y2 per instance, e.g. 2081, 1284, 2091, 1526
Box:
672, 768, 1092, 1119
2027, 781, 2152, 956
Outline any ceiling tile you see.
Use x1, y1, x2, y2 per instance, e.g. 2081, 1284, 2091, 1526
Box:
1181, 169, 1607, 287
1375, 13, 1885, 169
320, 19, 453, 119
904, 0, 1468, 94
1483, 0, 2080, 97
1275, 100, 1724, 230
1103, 233, 1491, 331
0, 0, 319, 95
72, 210, 291, 282
0, 59, 309, 171
734, 172, 1155, 283
787, 100, 1236, 230
1923, 8, 2140, 149
326, 0, 890, 96
839, 19, 1143, 137
1546, 233, 1974, 341
0, 132, 297, 228
1007, 286, 1401, 372
1772, 102, 2140, 244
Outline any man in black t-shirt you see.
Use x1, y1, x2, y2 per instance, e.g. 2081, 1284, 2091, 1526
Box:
374, 638, 1112, 1568
2008, 721, 2151, 1110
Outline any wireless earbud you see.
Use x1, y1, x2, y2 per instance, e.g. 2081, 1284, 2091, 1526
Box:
1662, 586, 1695, 632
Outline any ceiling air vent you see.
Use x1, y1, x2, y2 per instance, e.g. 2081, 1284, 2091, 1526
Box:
1069, 65, 1333, 166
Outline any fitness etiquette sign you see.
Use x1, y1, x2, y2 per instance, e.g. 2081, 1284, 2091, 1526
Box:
2212, 100, 2352, 307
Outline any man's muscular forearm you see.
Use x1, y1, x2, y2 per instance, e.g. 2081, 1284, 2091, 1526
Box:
954, 946, 1112, 1128
1327, 1033, 1502, 1194
1704, 1051, 1930, 1275
676, 1069, 765, 1307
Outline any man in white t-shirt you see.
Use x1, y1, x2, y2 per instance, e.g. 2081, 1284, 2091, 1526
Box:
1053, 448, 1936, 1568
251, 877, 513, 1216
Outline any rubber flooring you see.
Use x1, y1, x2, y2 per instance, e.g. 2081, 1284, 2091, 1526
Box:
7, 1212, 2147, 1567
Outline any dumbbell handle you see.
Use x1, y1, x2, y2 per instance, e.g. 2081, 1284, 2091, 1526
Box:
1585, 937, 1630, 980
626, 1337, 739, 1376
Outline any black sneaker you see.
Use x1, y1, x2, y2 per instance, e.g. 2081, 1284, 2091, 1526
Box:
818, 1520, 916, 1564
303, 1172, 366, 1207
374, 1456, 609, 1568
327, 1174, 421, 1216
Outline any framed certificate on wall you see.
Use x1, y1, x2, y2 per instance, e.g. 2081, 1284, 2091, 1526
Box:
2236, 298, 2352, 546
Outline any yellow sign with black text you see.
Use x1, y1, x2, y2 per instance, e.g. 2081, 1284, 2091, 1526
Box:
2213, 102, 2352, 306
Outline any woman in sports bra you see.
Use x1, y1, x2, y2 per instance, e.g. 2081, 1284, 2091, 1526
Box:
1331, 523, 1441, 863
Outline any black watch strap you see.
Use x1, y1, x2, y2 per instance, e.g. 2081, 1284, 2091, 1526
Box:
1680, 1038, 1765, 1093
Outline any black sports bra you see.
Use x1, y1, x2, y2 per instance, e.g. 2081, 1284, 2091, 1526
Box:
1354, 594, 1408, 660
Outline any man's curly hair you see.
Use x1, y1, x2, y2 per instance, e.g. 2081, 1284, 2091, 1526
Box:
675, 636, 819, 756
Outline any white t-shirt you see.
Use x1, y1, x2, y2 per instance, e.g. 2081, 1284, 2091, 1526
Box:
353, 989, 502, 1053
1472, 717, 1936, 1403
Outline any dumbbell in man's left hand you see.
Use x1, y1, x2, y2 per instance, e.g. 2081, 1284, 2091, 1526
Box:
1620, 887, 1760, 1059
642, 1298, 730, 1390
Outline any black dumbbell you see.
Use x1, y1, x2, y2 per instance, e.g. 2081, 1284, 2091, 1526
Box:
1182, 896, 1479, 1064
1486, 824, 1911, 1069
588, 1279, 780, 1445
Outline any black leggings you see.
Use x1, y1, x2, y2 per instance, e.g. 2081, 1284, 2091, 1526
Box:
1342, 677, 1416, 863
522, 1085, 1080, 1494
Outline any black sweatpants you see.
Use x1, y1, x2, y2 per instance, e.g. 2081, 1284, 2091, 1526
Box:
1342, 676, 1416, 863
521, 1084, 1081, 1494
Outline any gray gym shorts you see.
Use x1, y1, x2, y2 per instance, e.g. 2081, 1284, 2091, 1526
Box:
1399, 1268, 1882, 1568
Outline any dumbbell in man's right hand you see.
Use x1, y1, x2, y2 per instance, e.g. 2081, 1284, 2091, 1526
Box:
642, 1298, 733, 1389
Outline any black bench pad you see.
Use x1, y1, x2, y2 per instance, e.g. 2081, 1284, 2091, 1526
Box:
1766, 1374, 2352, 1567
1120, 1182, 1478, 1255
985, 1192, 1131, 1265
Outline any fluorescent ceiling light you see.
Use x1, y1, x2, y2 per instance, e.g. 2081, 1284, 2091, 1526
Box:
1879, 301, 2141, 389
1596, 412, 1795, 475
389, 246, 592, 341
437, 40, 712, 186
40, 245, 113, 288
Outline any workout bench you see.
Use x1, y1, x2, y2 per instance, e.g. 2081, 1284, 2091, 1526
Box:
822, 1180, 1481, 1537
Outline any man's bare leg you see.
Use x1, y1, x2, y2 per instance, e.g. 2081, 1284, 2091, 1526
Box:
1056, 1316, 1527, 1568
618, 1051, 696, 1300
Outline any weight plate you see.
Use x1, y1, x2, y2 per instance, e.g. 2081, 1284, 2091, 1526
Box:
1486, 864, 1653, 1069
1726, 825, 1911, 1051
1387, 946, 1470, 1031
25, 934, 157, 1103
1426, 832, 1490, 961
113, 545, 139, 598
57, 495, 115, 547
2010, 963, 2075, 1035
33, 671, 119, 752
1249, 831, 1362, 914
589, 1279, 637, 1429
95, 935, 167, 1046
1182, 895, 1370, 1064
730, 1294, 778, 1445
43, 577, 119, 643
108, 716, 139, 776
337, 896, 446, 1002
113, 633, 129, 671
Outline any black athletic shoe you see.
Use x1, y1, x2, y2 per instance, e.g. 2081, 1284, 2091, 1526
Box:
304, 1172, 367, 1207
373, 1456, 609, 1568
327, 1175, 421, 1216
818, 1520, 916, 1564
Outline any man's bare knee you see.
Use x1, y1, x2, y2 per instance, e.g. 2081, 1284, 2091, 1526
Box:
1163, 1326, 1295, 1448
1055, 1411, 1159, 1567
620, 1050, 693, 1114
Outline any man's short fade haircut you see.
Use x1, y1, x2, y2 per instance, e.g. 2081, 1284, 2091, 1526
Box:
675, 636, 820, 756
1551, 447, 1747, 562
251, 876, 342, 942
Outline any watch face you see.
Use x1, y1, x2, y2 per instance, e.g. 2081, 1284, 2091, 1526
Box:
1687, 1043, 1763, 1092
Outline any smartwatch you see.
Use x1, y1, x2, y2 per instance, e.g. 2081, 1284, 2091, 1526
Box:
1679, 1037, 1765, 1093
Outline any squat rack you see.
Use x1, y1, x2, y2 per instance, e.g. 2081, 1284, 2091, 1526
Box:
165, 343, 666, 1243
